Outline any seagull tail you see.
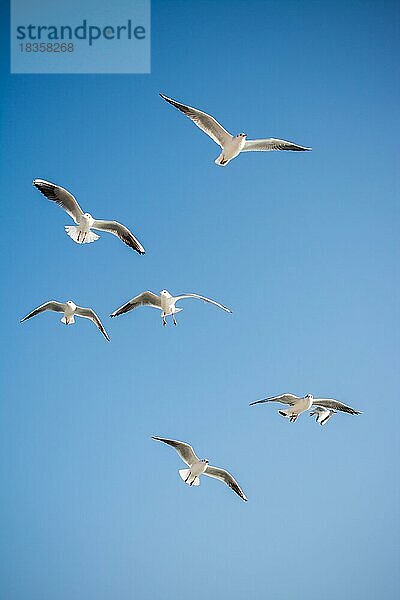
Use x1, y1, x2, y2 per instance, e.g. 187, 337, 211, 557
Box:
61, 316, 75, 324
65, 226, 99, 244
215, 153, 229, 166
179, 469, 200, 486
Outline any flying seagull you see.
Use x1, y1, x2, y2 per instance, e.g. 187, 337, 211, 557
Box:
32, 179, 145, 254
310, 406, 336, 426
160, 93, 311, 166
152, 436, 247, 502
249, 393, 361, 423
20, 300, 110, 341
110, 289, 232, 326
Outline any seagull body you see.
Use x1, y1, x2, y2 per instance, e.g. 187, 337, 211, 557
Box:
160, 93, 311, 166
32, 179, 145, 254
152, 436, 247, 501
20, 300, 110, 341
310, 406, 336, 426
250, 393, 361, 423
110, 289, 232, 326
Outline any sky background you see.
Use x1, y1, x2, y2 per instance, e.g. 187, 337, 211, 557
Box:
1, 1, 399, 599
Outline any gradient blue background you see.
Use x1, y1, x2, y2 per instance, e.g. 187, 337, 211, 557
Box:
1, 1, 399, 599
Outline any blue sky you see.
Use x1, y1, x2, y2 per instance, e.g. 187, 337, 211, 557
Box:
1, 1, 399, 599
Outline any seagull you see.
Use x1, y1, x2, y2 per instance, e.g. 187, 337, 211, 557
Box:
110, 289, 232, 326
160, 93, 311, 166
310, 406, 336, 426
152, 436, 247, 502
20, 300, 110, 341
32, 179, 145, 254
249, 393, 361, 423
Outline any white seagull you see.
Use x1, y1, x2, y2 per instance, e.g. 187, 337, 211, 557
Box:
20, 300, 110, 341
33, 179, 145, 254
110, 289, 232, 326
310, 406, 336, 426
152, 436, 247, 502
160, 93, 311, 166
249, 393, 361, 423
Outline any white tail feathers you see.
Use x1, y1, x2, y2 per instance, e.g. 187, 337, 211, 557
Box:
215, 153, 229, 166
61, 316, 75, 324
179, 469, 200, 486
65, 226, 99, 244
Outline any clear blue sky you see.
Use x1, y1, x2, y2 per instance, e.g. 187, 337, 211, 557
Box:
1, 1, 399, 599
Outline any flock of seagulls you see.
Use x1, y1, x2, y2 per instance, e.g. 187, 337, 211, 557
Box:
21, 93, 362, 502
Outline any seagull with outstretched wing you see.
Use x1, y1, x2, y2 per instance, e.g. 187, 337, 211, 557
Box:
160, 93, 311, 166
111, 289, 231, 326
152, 436, 247, 502
250, 393, 361, 423
20, 299, 110, 341
32, 179, 145, 254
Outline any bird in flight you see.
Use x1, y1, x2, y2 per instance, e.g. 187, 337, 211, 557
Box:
110, 289, 232, 326
309, 406, 336, 426
20, 300, 110, 341
152, 436, 247, 502
250, 393, 361, 423
160, 93, 311, 166
33, 179, 145, 254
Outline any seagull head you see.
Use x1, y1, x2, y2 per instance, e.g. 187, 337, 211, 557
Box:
201, 459, 209, 465
83, 212, 92, 220
66, 300, 76, 309
305, 394, 314, 401
238, 133, 247, 139
160, 289, 171, 298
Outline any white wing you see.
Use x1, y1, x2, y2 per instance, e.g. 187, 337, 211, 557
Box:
312, 398, 361, 415
75, 306, 110, 341
250, 393, 300, 407
173, 293, 232, 313
160, 93, 232, 148
110, 291, 161, 318
20, 301, 65, 323
92, 220, 145, 254
152, 436, 199, 467
33, 179, 84, 224
242, 138, 311, 152
204, 465, 247, 502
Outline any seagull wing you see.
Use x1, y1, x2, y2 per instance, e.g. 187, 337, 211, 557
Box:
75, 306, 110, 341
20, 301, 65, 323
33, 179, 84, 224
173, 293, 232, 313
152, 436, 199, 467
312, 398, 361, 415
110, 291, 161, 318
92, 220, 145, 254
204, 465, 247, 502
249, 393, 300, 407
160, 93, 232, 148
242, 138, 312, 152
